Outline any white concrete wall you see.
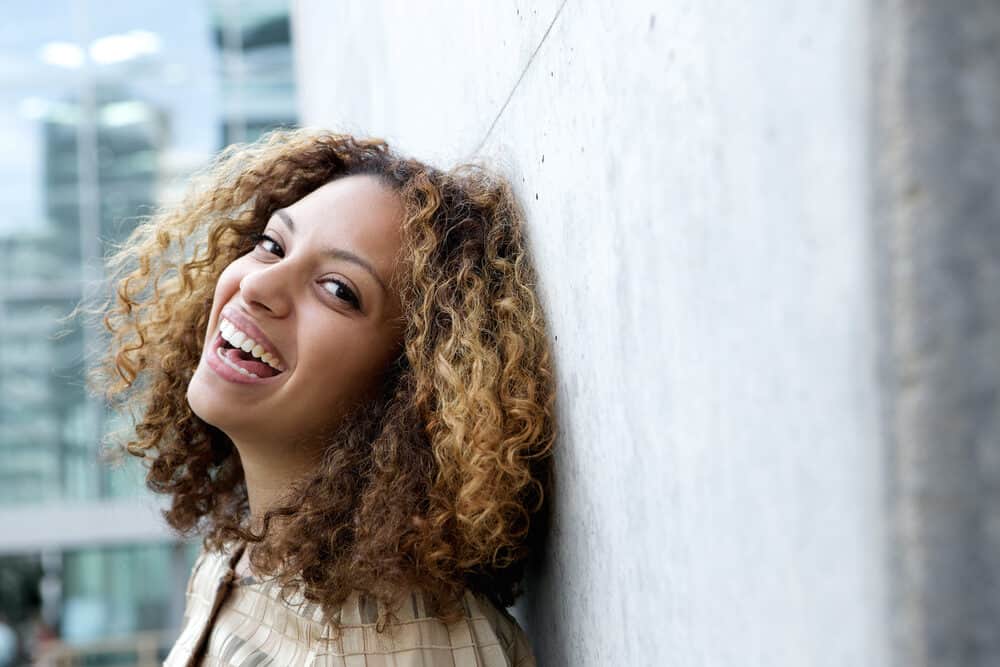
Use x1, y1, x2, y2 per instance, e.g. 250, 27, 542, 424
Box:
292, 2, 887, 665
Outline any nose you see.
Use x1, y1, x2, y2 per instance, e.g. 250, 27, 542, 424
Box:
237, 264, 292, 317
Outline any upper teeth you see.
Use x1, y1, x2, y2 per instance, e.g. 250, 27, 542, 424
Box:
219, 318, 285, 372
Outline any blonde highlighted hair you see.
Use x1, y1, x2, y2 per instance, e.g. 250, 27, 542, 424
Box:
95, 128, 557, 630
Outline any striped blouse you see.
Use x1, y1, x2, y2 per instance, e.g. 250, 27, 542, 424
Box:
164, 540, 537, 667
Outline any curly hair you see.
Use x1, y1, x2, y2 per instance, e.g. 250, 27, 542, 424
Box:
91, 127, 557, 634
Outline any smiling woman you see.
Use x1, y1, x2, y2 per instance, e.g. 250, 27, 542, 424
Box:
92, 129, 557, 666
187, 175, 412, 473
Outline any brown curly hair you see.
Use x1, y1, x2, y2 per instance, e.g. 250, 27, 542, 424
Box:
93, 128, 557, 633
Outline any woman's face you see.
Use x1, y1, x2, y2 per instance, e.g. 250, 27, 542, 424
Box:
187, 174, 406, 452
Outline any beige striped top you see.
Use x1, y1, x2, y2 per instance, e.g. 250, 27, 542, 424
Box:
164, 540, 537, 667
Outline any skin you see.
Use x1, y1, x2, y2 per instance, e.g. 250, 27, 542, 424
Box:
186, 174, 407, 575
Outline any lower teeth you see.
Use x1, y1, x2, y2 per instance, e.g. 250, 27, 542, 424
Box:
217, 346, 259, 378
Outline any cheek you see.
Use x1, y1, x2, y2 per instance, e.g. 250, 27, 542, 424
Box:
216, 261, 245, 294
203, 261, 247, 342
211, 261, 247, 311
296, 322, 386, 392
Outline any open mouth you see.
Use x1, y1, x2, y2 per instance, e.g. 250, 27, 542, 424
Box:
215, 334, 284, 379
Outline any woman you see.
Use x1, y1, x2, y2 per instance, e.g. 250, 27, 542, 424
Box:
95, 129, 557, 666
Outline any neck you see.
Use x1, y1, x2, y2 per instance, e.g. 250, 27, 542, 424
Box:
233, 436, 322, 535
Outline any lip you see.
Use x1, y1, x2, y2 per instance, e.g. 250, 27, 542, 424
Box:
203, 306, 288, 385
206, 333, 286, 384
218, 306, 285, 366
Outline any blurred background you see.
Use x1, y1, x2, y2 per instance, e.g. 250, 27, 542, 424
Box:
2, 1, 999, 666
0, 1, 296, 664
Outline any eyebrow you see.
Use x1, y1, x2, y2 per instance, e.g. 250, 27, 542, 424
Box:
273, 209, 389, 295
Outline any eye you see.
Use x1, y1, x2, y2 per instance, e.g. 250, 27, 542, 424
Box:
251, 232, 284, 257
320, 278, 361, 310
249, 231, 362, 311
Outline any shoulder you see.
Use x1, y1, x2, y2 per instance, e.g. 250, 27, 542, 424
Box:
464, 591, 537, 667
187, 539, 227, 576
180, 539, 243, 602
308, 588, 536, 667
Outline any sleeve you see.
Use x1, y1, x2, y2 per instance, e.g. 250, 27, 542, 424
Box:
508, 621, 536, 667
470, 592, 538, 667
183, 543, 208, 596
499, 609, 536, 667
176, 542, 209, 632
164, 543, 211, 667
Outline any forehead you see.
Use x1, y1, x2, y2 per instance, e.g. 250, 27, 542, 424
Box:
284, 174, 403, 238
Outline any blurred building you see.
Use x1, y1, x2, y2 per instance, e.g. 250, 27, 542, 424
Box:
0, 1, 296, 664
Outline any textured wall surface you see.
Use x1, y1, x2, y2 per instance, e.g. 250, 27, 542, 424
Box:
292, 2, 888, 665
875, 1, 1000, 666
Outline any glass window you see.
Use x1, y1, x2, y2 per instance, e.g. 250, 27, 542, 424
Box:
1, 1, 296, 662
